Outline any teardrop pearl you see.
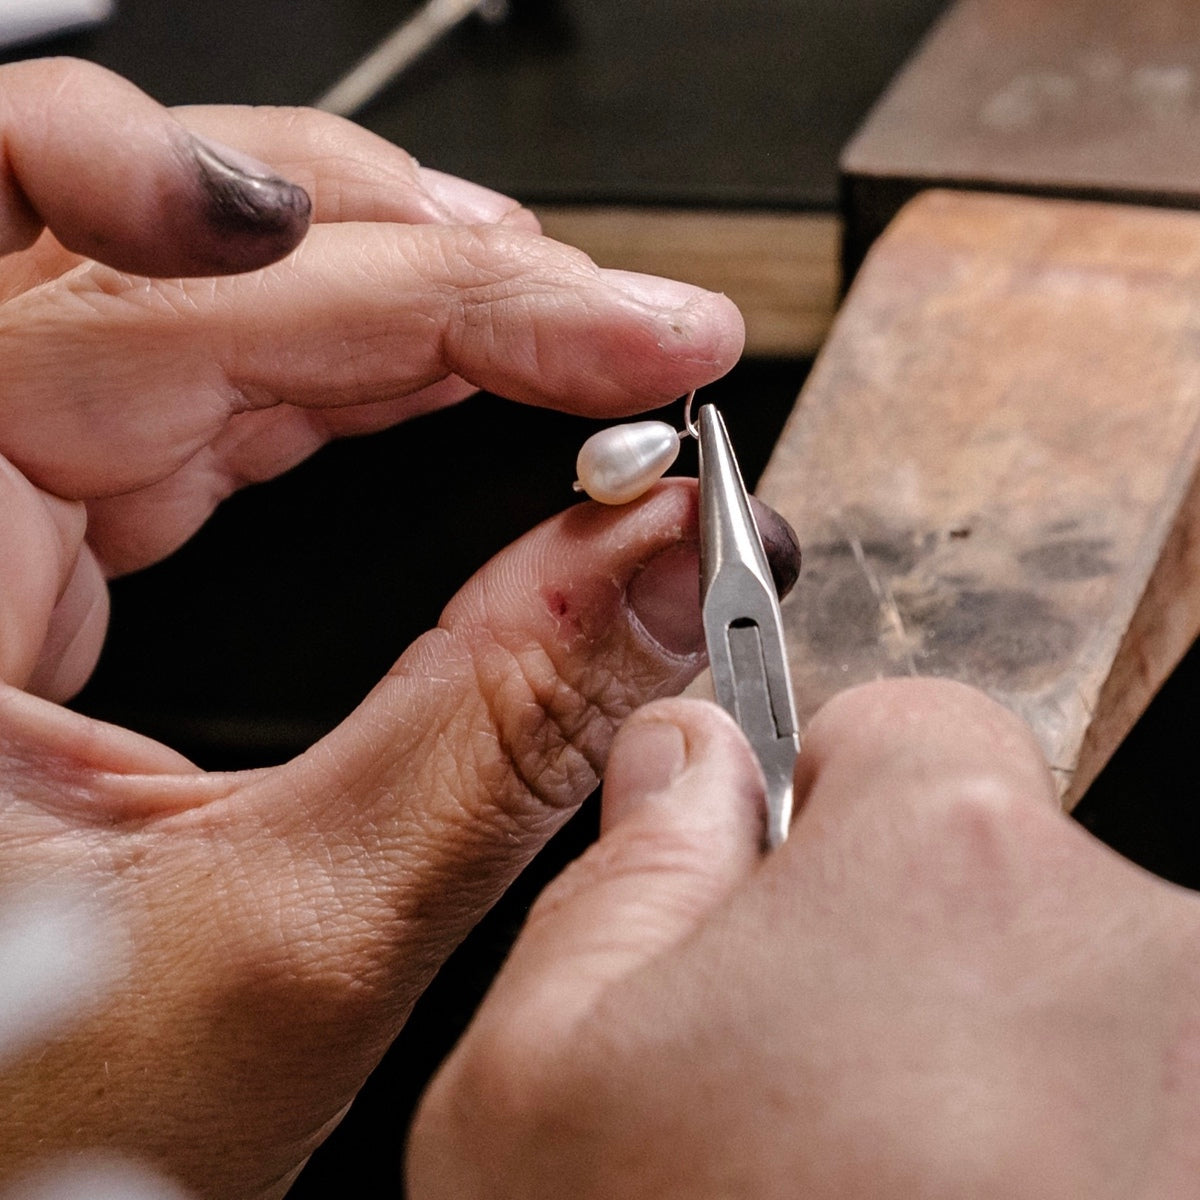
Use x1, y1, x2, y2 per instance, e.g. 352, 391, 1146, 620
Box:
574, 421, 681, 505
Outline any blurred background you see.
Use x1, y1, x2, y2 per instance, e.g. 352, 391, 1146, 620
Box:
3, 0, 1198, 1193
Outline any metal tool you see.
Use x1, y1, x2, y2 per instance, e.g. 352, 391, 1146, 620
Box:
314, 0, 509, 118
697, 403, 800, 848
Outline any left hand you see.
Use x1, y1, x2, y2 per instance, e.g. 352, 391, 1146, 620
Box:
409, 681, 1200, 1199
0, 58, 749, 1198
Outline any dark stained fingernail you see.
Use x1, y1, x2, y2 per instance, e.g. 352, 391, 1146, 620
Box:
189, 134, 312, 254
750, 498, 802, 599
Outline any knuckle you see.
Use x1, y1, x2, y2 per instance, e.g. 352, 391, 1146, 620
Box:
435, 560, 703, 843
898, 772, 1053, 938
929, 768, 1029, 837
452, 1022, 550, 1127
439, 225, 597, 308
415, 226, 605, 380
470, 634, 613, 827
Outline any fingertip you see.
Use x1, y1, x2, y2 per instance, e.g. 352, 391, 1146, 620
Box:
0, 58, 313, 278
178, 134, 312, 274
600, 708, 689, 832
584, 269, 746, 400
749, 498, 802, 599
706, 289, 748, 370
659, 287, 747, 384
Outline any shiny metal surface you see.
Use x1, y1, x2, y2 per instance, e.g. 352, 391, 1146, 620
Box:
697, 403, 800, 848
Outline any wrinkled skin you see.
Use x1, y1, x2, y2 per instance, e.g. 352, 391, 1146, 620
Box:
0, 57, 752, 1198
410, 682, 1200, 1200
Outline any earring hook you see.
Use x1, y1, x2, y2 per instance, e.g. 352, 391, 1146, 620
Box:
681, 389, 699, 440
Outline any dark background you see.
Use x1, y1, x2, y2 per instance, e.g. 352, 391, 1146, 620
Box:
4, 1, 1198, 1193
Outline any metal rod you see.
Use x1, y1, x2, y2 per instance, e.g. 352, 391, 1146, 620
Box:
314, 0, 506, 118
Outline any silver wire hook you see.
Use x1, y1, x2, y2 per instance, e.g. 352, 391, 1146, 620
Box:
681, 389, 699, 440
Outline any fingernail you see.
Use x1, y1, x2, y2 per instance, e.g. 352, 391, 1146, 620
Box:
750, 499, 802, 599
626, 543, 705, 656
603, 717, 688, 829
419, 167, 525, 224
189, 134, 313, 238
600, 268, 717, 311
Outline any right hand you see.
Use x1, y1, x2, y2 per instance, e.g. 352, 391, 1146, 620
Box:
409, 681, 1200, 1199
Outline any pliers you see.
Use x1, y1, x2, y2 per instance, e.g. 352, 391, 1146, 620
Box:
696, 403, 800, 849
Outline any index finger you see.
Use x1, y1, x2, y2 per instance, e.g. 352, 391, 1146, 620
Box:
0, 221, 745, 501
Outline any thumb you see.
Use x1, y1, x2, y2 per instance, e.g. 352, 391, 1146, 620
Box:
405, 693, 767, 1200
235, 482, 796, 1015
481, 696, 766, 1028
0, 58, 310, 275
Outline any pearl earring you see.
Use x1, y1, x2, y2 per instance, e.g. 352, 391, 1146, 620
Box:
573, 391, 699, 504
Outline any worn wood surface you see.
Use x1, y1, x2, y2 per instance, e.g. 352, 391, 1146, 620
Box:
536, 208, 841, 356
842, 0, 1200, 274
757, 189, 1200, 807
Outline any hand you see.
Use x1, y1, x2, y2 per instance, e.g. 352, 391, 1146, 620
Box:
0, 57, 769, 1198
409, 681, 1200, 1199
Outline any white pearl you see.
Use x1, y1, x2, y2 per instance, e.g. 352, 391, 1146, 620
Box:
574, 421, 681, 505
